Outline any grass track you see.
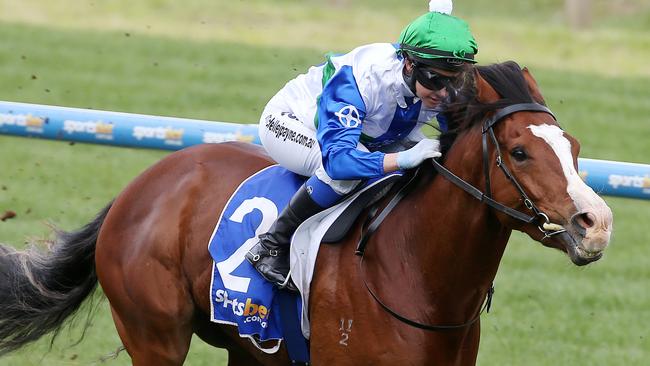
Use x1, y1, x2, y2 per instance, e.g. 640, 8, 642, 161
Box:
1, 1, 649, 365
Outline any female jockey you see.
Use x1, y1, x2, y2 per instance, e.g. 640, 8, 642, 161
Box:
246, 8, 479, 290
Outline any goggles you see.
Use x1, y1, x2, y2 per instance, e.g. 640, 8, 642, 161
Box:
413, 64, 456, 91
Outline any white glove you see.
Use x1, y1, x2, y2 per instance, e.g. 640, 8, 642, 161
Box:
396, 138, 441, 170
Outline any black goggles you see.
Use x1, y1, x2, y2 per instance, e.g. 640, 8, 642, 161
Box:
413, 65, 456, 91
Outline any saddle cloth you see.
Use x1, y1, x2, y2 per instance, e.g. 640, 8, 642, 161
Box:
208, 164, 401, 348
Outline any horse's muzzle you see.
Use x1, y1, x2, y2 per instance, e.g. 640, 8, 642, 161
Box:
553, 210, 612, 266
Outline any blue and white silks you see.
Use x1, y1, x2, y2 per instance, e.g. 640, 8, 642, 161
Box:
269, 43, 440, 180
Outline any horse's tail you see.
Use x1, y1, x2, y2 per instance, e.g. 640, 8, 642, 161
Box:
0, 203, 112, 355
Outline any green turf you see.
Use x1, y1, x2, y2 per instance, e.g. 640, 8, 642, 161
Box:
1, 1, 649, 365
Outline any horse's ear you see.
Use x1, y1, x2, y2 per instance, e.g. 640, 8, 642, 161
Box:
522, 67, 546, 104
475, 69, 500, 103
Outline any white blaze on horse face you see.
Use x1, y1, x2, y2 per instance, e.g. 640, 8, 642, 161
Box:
528, 124, 586, 207
528, 124, 612, 251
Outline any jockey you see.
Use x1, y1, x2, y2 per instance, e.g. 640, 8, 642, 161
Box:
246, 5, 478, 290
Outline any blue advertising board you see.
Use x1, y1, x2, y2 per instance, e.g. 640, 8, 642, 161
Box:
578, 158, 650, 200
0, 101, 259, 150
1, 101, 648, 200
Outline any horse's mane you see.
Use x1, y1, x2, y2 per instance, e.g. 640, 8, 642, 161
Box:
439, 61, 546, 154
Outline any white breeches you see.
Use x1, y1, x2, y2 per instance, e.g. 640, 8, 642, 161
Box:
258, 104, 364, 195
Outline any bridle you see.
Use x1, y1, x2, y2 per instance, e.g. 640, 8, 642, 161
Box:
356, 102, 567, 332
432, 102, 567, 239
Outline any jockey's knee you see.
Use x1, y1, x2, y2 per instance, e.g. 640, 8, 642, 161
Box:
328, 179, 360, 195
308, 168, 360, 208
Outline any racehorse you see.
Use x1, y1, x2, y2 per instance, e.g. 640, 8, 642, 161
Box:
0, 61, 613, 365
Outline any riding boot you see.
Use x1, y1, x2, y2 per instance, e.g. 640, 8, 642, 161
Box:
245, 184, 325, 291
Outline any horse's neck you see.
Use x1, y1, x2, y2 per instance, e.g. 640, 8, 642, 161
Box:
380, 130, 511, 320
429, 133, 512, 280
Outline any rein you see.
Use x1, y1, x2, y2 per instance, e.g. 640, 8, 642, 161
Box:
355, 102, 565, 332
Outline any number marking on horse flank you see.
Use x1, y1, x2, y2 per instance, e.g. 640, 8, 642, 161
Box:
339, 318, 353, 346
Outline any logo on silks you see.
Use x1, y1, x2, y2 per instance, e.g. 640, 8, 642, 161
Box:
335, 105, 361, 128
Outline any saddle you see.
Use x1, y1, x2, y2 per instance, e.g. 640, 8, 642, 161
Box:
322, 173, 404, 243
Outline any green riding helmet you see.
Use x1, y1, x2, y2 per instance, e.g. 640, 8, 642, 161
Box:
398, 12, 478, 71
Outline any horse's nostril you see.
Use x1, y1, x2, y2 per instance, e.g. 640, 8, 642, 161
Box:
574, 212, 595, 229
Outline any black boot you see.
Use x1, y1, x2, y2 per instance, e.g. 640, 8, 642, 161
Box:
245, 185, 324, 291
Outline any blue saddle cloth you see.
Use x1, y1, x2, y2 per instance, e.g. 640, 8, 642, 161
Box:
208, 165, 305, 342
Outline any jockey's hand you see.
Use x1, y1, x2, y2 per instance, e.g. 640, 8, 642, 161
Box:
396, 138, 441, 170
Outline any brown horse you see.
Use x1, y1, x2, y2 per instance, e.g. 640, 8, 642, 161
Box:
0, 61, 613, 365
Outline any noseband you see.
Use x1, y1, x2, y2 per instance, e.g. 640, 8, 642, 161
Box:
432, 102, 567, 239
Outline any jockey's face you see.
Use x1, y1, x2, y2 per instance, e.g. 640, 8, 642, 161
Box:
405, 59, 461, 109
415, 67, 460, 108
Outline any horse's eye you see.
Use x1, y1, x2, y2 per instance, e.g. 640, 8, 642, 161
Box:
510, 147, 528, 162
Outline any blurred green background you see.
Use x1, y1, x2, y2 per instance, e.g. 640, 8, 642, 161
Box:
0, 0, 648, 365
